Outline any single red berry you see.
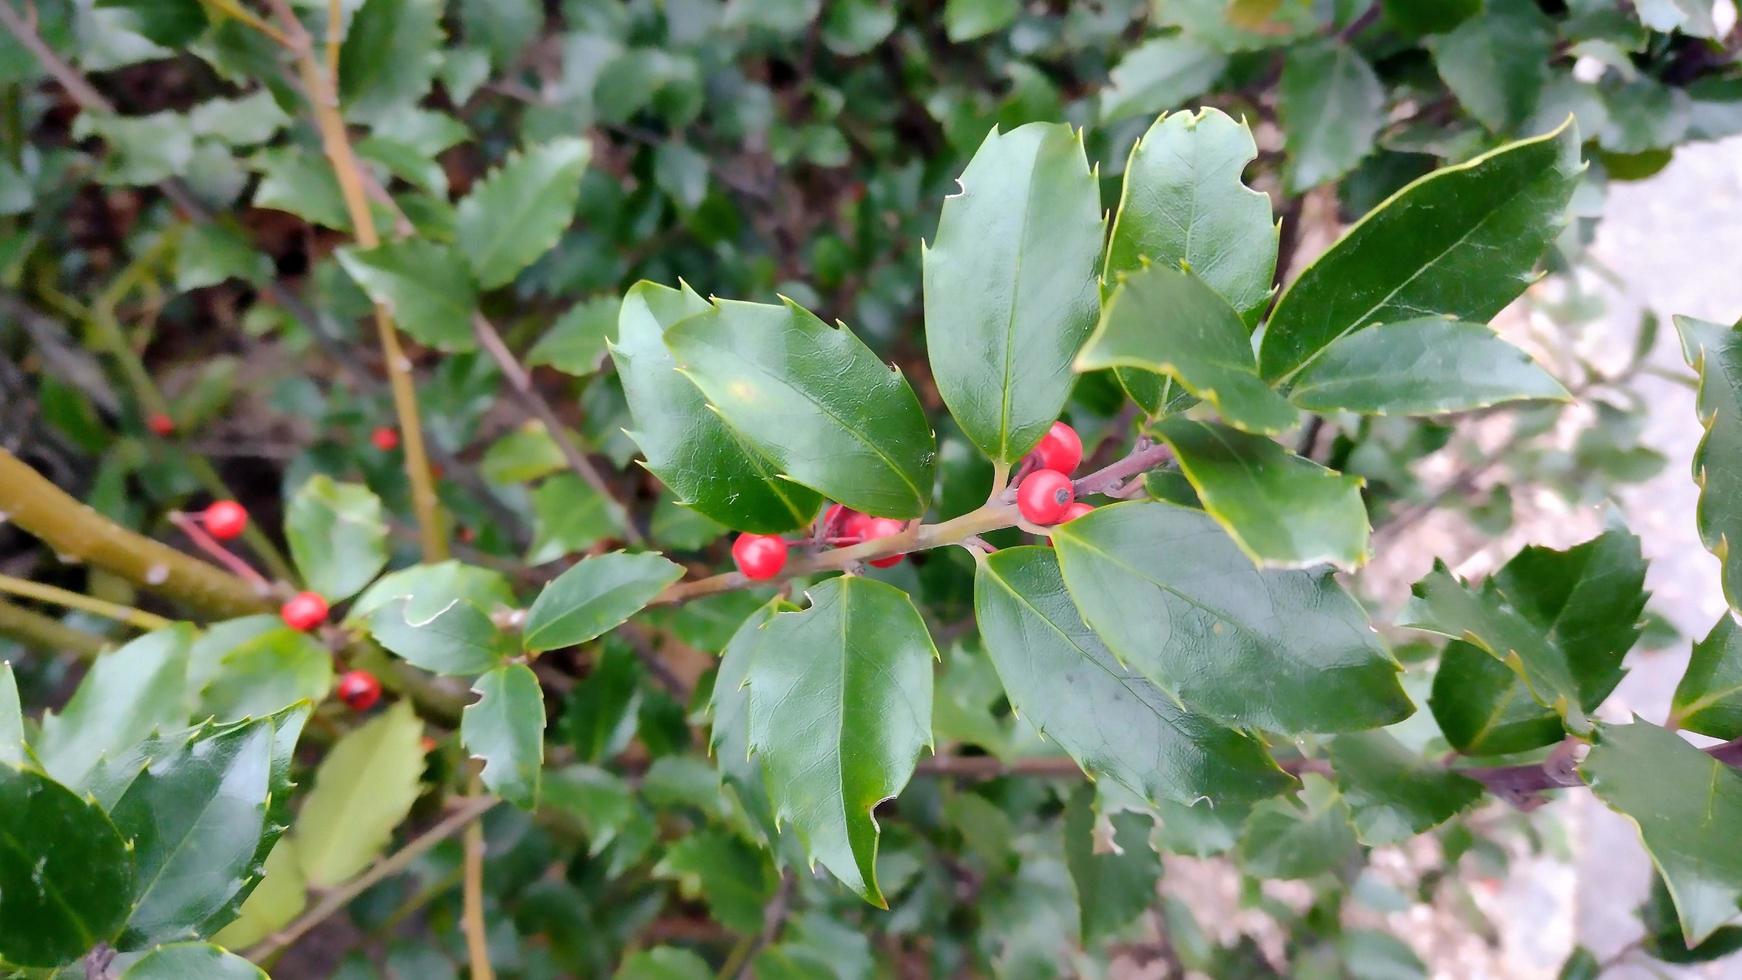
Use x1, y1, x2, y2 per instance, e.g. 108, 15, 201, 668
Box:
822, 503, 871, 540
1060, 502, 1094, 523
146, 413, 175, 437
458, 526, 476, 543
280, 591, 329, 631
859, 517, 907, 568
336, 670, 382, 711
732, 533, 788, 580
371, 426, 400, 451
202, 500, 249, 541
420, 735, 437, 753
1018, 469, 1076, 525
1030, 421, 1083, 475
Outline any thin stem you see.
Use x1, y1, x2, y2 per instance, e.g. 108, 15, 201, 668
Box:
246, 796, 500, 961
0, 573, 173, 631
201, 0, 288, 44
461, 773, 495, 980
168, 513, 274, 592
0, 598, 111, 657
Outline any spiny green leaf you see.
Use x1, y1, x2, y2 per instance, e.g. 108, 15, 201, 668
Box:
293, 702, 425, 888
708, 598, 795, 845
653, 828, 778, 934
285, 475, 389, 602
522, 551, 684, 652
461, 663, 545, 809
35, 624, 194, 792
1671, 616, 1742, 739
456, 137, 591, 289
1429, 641, 1567, 756
1288, 318, 1569, 415
1328, 731, 1483, 845
1236, 774, 1358, 880
0, 762, 135, 968
369, 597, 514, 676
349, 560, 517, 624
1675, 316, 1742, 619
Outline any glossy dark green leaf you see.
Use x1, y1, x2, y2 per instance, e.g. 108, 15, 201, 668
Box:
338, 0, 442, 123
522, 551, 684, 652
336, 240, 477, 352
455, 137, 591, 289
194, 627, 332, 723
461, 663, 544, 809
285, 475, 389, 602
1429, 641, 1566, 755
1288, 318, 1569, 415
666, 297, 935, 518
1053, 502, 1409, 734
1640, 873, 1742, 963
1278, 40, 1383, 193
1062, 785, 1161, 944
0, 661, 21, 766
0, 763, 135, 968
1431, 3, 1553, 133
36, 625, 193, 791
1236, 775, 1358, 880
1582, 721, 1742, 945
1076, 265, 1298, 435
1671, 616, 1742, 739
369, 597, 514, 676
708, 598, 793, 844
294, 702, 425, 888
1675, 316, 1742, 617
611, 281, 819, 533
208, 838, 303, 950
1260, 122, 1583, 382
1154, 418, 1370, 570
110, 719, 275, 947
653, 828, 777, 934
349, 560, 517, 623
922, 122, 1104, 463
974, 547, 1291, 806
745, 576, 936, 906
1379, 0, 1477, 34
1328, 731, 1483, 844
120, 942, 266, 979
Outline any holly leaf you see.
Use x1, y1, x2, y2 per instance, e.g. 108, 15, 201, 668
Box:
1278, 40, 1383, 193
0, 763, 135, 968
1328, 731, 1483, 845
293, 702, 425, 888
369, 597, 515, 676
1671, 616, 1742, 739
1062, 785, 1161, 945
522, 551, 684, 652
35, 624, 193, 792
461, 663, 544, 809
615, 947, 714, 980
708, 598, 795, 844
1430, 3, 1553, 133
528, 297, 618, 377
1098, 37, 1227, 126
95, 0, 205, 47
1076, 264, 1297, 435
665, 297, 936, 519
119, 942, 266, 979
338, 0, 442, 123
193, 627, 332, 723
745, 577, 936, 906
208, 838, 304, 950
1582, 720, 1742, 945
1260, 121, 1583, 382
456, 137, 591, 289
974, 547, 1291, 807
1053, 501, 1409, 735
1675, 316, 1742, 618
1236, 774, 1359, 880
1429, 641, 1567, 755
349, 560, 517, 623
653, 828, 778, 934
285, 475, 389, 602
611, 280, 820, 533
922, 122, 1104, 463
1287, 318, 1569, 415
336, 240, 478, 352
1153, 418, 1370, 570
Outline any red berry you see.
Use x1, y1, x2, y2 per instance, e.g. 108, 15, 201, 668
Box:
1030, 421, 1083, 475
371, 426, 400, 451
335, 670, 382, 711
1017, 469, 1075, 525
146, 413, 175, 437
280, 591, 329, 631
860, 517, 907, 568
732, 533, 788, 580
1060, 502, 1094, 523
202, 500, 249, 541
822, 503, 871, 540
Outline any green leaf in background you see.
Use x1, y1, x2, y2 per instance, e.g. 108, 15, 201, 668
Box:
285, 475, 389, 602
1328, 731, 1483, 845
369, 597, 514, 676
209, 839, 304, 950
1153, 418, 1370, 570
35, 624, 193, 791
1237, 774, 1359, 880
611, 281, 819, 533
528, 296, 619, 377
1076, 264, 1297, 434
110, 719, 275, 947
1062, 786, 1161, 945
974, 547, 1290, 807
188, 91, 289, 148
654, 828, 778, 934
349, 560, 517, 623
0, 763, 135, 968
1379, 0, 1478, 34
456, 137, 591, 289
459, 0, 541, 67
942, 0, 1018, 41
746, 576, 936, 906
1582, 721, 1742, 945
1287, 318, 1569, 415
1260, 122, 1583, 382
336, 240, 478, 352
462, 663, 544, 809
1099, 36, 1228, 125
481, 423, 565, 485
1429, 641, 1566, 755
528, 473, 629, 563
95, 0, 204, 48
1277, 40, 1383, 193
666, 297, 936, 518
523, 551, 683, 652
615, 946, 714, 980
1053, 502, 1409, 734
0, 661, 21, 766
1675, 316, 1742, 618
338, 0, 442, 123
194, 627, 331, 723
923, 122, 1104, 463
119, 942, 266, 979
1671, 616, 1742, 739
176, 221, 271, 290
708, 598, 793, 844
1634, 0, 1719, 38
251, 146, 352, 232
293, 702, 425, 888
1430, 3, 1553, 133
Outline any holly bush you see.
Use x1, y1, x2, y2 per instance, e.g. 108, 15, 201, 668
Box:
2, 0, 1742, 976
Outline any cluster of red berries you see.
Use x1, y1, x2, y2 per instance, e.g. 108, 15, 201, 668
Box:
730, 503, 909, 581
